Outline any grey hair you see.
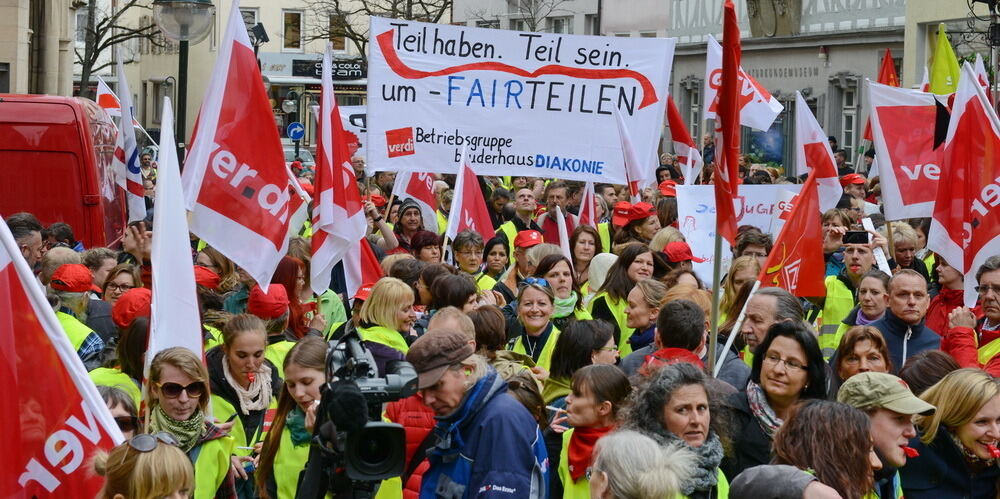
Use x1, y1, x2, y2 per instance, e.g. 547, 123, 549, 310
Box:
755, 287, 804, 322
592, 429, 694, 499
452, 230, 485, 252
526, 243, 562, 268
977, 255, 1000, 284
50, 289, 89, 321
621, 363, 723, 445
455, 353, 489, 390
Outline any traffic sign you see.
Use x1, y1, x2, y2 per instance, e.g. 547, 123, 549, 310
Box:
286, 122, 305, 141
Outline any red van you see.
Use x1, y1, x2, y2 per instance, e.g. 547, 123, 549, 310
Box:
0, 95, 126, 248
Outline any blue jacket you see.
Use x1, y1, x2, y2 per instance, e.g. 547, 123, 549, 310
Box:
870, 310, 939, 374
900, 429, 999, 499
420, 368, 548, 498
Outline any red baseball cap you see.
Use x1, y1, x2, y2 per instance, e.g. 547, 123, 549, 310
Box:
247, 284, 290, 320
50, 264, 93, 292
354, 282, 376, 301
112, 288, 152, 329
513, 230, 543, 249
193, 265, 221, 290
658, 180, 677, 197
663, 241, 706, 263
611, 202, 656, 227
839, 173, 866, 186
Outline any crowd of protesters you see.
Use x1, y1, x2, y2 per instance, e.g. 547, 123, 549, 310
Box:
11, 139, 1000, 499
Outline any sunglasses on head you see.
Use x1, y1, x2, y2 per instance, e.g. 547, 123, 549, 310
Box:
156, 381, 205, 399
520, 277, 550, 289
121, 432, 180, 464
114, 416, 139, 433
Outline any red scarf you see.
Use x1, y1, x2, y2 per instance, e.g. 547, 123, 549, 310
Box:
567, 426, 613, 481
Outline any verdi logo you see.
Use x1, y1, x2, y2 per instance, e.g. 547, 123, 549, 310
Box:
386, 127, 415, 158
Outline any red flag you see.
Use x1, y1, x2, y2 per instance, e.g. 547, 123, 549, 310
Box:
343, 239, 384, 302
311, 44, 367, 295
578, 181, 597, 228
758, 167, 826, 297
863, 49, 900, 141
927, 62, 1000, 307
0, 217, 122, 496
666, 96, 703, 185
182, 6, 292, 287
444, 148, 494, 241
392, 171, 439, 231
714, 0, 742, 245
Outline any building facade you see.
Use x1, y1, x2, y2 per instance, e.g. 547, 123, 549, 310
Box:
0, 0, 80, 95
452, 0, 601, 35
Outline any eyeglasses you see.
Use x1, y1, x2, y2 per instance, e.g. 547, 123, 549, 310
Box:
597, 345, 618, 352
976, 285, 1000, 296
115, 416, 140, 433
763, 353, 807, 373
106, 283, 134, 293
121, 432, 179, 464
521, 277, 550, 288
156, 381, 205, 399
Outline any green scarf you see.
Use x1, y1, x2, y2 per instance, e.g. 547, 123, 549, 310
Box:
148, 405, 206, 453
553, 292, 579, 319
286, 406, 313, 446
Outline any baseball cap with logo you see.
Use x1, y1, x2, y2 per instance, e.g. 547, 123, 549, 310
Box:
663, 241, 706, 264
611, 202, 656, 227
513, 230, 543, 249
837, 372, 936, 415
406, 329, 476, 389
354, 282, 376, 302
658, 180, 678, 197
50, 264, 94, 292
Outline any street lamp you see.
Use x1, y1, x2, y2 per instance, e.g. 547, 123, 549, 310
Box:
151, 0, 215, 162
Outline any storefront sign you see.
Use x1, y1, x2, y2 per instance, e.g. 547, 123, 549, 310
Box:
292, 58, 367, 80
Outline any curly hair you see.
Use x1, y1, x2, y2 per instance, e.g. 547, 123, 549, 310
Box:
620, 362, 728, 450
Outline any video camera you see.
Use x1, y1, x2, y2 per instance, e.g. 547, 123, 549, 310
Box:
296, 328, 418, 498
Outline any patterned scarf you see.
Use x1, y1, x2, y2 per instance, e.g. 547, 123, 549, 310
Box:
148, 405, 206, 453
746, 380, 783, 437
223, 359, 273, 415
658, 431, 725, 495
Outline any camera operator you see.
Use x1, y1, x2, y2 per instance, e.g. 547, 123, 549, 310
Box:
407, 329, 549, 498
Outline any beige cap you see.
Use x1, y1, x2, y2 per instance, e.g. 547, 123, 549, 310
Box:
837, 372, 936, 415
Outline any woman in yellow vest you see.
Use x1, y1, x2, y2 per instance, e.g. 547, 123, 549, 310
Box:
452, 229, 499, 292
570, 225, 604, 290
206, 314, 282, 497
510, 279, 561, 373
148, 347, 237, 499
535, 254, 592, 330
255, 337, 327, 499
357, 277, 418, 376
588, 243, 663, 357
621, 362, 730, 499
551, 364, 631, 498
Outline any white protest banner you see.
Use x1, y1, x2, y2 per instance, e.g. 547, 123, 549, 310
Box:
366, 17, 674, 184
677, 184, 800, 283
339, 105, 367, 161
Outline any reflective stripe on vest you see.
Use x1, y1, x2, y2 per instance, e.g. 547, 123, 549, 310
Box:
979, 334, 1000, 365
819, 276, 855, 359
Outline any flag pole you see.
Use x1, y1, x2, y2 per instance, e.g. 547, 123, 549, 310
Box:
708, 230, 724, 376
886, 220, 896, 258
713, 280, 759, 378
383, 192, 396, 220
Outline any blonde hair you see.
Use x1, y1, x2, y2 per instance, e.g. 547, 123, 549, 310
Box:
721, 256, 761, 314
381, 253, 415, 276
148, 347, 211, 412
592, 430, 693, 499
634, 279, 667, 309
93, 440, 194, 499
916, 368, 1000, 444
649, 227, 685, 252
222, 313, 267, 347
359, 277, 414, 329
526, 243, 563, 268
662, 284, 712, 317
880, 221, 918, 246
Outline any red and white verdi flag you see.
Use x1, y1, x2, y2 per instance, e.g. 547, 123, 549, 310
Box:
868, 81, 948, 220
0, 215, 122, 497
445, 147, 494, 242
343, 238, 384, 304
392, 171, 439, 231
578, 181, 597, 228
703, 35, 784, 131
666, 96, 703, 185
758, 164, 826, 297
613, 107, 650, 202
182, 0, 293, 287
794, 92, 842, 212
111, 50, 147, 222
311, 43, 367, 295
927, 62, 1000, 308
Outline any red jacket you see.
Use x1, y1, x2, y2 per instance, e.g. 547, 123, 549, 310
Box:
385, 394, 436, 498
926, 289, 964, 336
941, 323, 1000, 377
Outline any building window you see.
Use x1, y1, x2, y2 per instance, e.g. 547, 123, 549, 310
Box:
329, 15, 347, 51
76, 9, 89, 43
841, 88, 857, 163
615, 33, 631, 37
476, 20, 500, 29
679, 77, 703, 143
511, 18, 528, 32
549, 16, 572, 34
283, 10, 303, 51
240, 8, 258, 31
0, 63, 9, 93
639, 31, 657, 38
585, 14, 599, 35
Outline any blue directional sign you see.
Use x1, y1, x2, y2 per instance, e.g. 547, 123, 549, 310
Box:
286, 122, 305, 141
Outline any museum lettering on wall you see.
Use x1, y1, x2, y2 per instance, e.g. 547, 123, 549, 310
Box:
746, 66, 821, 79
292, 59, 367, 80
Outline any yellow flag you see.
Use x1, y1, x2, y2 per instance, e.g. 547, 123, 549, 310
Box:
929, 23, 961, 94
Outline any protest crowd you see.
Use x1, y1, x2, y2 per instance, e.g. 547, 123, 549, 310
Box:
9, 2, 1000, 499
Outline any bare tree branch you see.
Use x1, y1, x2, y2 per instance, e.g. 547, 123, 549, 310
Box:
76, 2, 160, 98
302, 0, 453, 56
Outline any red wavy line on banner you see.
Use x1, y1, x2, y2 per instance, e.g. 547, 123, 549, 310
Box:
376, 30, 659, 109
